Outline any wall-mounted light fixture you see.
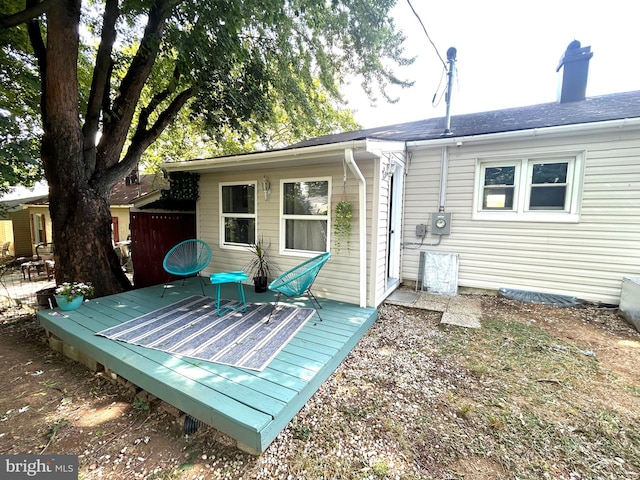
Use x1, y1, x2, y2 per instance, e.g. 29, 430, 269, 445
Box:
382, 162, 396, 180
261, 176, 271, 200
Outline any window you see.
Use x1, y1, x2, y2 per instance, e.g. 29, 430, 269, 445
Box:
474, 152, 584, 222
281, 179, 329, 254
32, 214, 46, 244
220, 183, 256, 247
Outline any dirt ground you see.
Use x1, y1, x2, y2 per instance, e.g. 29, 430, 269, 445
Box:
0, 295, 639, 479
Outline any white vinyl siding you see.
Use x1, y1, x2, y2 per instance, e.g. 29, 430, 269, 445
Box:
197, 164, 364, 305
402, 128, 640, 304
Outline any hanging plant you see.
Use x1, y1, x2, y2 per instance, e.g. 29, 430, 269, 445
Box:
334, 200, 352, 254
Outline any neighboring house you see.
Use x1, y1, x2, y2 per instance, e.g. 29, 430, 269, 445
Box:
0, 194, 50, 258
164, 43, 640, 306
0, 173, 161, 259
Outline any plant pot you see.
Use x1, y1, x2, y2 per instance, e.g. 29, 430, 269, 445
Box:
55, 295, 84, 311
254, 276, 268, 293
36, 287, 58, 308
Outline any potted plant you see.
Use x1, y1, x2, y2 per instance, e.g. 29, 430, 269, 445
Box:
245, 236, 276, 293
334, 200, 352, 253
54, 281, 94, 311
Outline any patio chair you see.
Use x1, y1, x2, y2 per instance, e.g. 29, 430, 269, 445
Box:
1, 241, 10, 258
266, 252, 331, 323
161, 239, 212, 297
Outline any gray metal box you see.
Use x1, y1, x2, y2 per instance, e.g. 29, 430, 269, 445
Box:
621, 277, 640, 332
430, 212, 451, 235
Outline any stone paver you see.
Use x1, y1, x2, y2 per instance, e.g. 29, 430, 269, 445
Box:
385, 288, 482, 329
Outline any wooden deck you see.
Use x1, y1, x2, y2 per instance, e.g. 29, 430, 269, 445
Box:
36, 277, 377, 454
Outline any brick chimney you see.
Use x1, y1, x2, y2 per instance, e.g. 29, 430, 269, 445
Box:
556, 40, 593, 103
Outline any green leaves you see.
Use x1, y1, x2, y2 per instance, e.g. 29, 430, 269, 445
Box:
2, 0, 412, 178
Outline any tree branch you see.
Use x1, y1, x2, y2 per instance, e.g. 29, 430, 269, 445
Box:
94, 87, 194, 190
129, 87, 195, 161
0, 0, 62, 29
83, 0, 119, 147
137, 66, 181, 132
25, 1, 47, 124
82, 0, 119, 175
96, 0, 173, 170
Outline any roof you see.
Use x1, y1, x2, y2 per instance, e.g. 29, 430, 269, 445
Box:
0, 174, 163, 212
289, 90, 640, 149
0, 194, 49, 219
109, 174, 162, 205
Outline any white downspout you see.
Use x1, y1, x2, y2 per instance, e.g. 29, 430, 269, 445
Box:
344, 148, 367, 307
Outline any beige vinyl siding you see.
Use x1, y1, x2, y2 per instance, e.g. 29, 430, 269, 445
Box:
402, 128, 640, 304
110, 206, 131, 243
0, 220, 14, 256
197, 160, 369, 305
10, 210, 33, 257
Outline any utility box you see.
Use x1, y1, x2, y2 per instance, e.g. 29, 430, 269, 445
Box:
430, 212, 451, 235
621, 277, 640, 333
417, 251, 459, 296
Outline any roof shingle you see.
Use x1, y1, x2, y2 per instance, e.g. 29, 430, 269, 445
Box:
290, 90, 640, 148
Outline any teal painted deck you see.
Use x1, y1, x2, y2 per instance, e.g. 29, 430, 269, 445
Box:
36, 277, 377, 454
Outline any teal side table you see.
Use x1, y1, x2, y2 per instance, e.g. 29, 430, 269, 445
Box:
209, 271, 250, 316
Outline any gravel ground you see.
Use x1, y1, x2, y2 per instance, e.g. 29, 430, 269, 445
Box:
1, 292, 639, 479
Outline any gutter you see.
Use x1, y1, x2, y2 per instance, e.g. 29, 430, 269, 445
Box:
163, 140, 371, 172
344, 148, 367, 308
407, 117, 640, 149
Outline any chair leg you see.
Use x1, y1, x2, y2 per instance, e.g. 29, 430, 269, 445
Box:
161, 275, 174, 298
197, 273, 206, 296
266, 292, 282, 324
306, 289, 324, 321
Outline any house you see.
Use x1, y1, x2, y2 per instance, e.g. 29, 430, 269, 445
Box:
0, 193, 50, 258
0, 173, 161, 260
163, 42, 640, 307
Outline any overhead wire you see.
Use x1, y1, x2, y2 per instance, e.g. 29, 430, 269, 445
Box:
405, 0, 452, 108
431, 65, 447, 107
405, 0, 447, 69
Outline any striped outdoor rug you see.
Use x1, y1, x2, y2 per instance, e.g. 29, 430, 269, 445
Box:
96, 295, 315, 371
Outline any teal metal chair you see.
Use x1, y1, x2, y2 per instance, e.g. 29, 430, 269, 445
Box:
267, 252, 331, 323
161, 239, 212, 297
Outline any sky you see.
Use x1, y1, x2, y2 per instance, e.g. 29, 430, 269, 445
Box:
344, 0, 640, 128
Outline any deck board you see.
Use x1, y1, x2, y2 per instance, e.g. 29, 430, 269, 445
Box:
37, 277, 377, 454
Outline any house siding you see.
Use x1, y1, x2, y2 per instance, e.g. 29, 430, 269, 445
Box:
372, 165, 388, 304
402, 128, 640, 304
10, 209, 34, 257
197, 160, 371, 306
111, 206, 132, 243
0, 220, 13, 255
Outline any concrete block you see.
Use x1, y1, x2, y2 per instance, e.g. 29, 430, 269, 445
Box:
61, 343, 104, 372
159, 401, 182, 418
48, 335, 64, 353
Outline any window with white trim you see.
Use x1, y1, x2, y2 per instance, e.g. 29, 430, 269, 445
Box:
281, 178, 329, 254
220, 182, 256, 247
474, 152, 584, 222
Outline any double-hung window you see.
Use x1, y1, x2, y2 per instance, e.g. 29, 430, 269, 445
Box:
281, 178, 330, 255
474, 152, 584, 222
220, 182, 256, 247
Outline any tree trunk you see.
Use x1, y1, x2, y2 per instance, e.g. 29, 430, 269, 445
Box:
42, 0, 131, 297
48, 173, 131, 297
